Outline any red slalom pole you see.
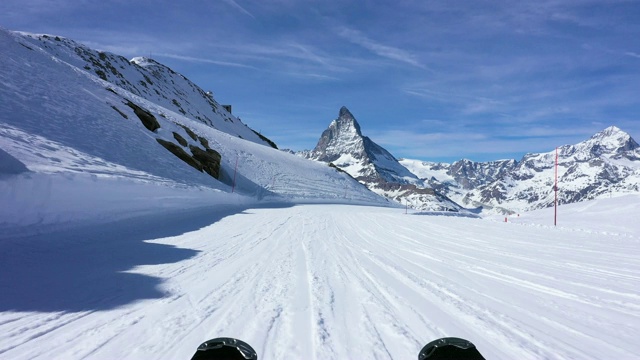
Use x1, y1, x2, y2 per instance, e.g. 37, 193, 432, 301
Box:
554, 147, 558, 226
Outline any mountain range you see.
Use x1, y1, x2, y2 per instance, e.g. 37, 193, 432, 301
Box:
1, 28, 639, 217
299, 108, 640, 214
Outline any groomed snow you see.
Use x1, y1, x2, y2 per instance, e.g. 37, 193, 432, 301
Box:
1, 204, 638, 359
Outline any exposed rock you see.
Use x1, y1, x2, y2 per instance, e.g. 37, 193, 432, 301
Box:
189, 145, 221, 179
125, 100, 160, 132
156, 138, 202, 171
110, 105, 128, 119
252, 129, 278, 149
197, 135, 209, 149
173, 132, 188, 147
178, 123, 198, 141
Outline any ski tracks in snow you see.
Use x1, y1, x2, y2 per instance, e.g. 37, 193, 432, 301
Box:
1, 205, 639, 359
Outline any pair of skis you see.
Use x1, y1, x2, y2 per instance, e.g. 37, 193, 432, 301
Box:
191, 337, 485, 359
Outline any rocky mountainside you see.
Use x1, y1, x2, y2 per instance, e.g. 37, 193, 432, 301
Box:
400, 158, 517, 206
464, 126, 640, 213
402, 126, 640, 213
15, 32, 276, 148
299, 107, 462, 211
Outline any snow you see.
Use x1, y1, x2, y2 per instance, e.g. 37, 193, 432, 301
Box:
399, 159, 454, 183
500, 193, 640, 237
2, 204, 639, 359
2, 28, 640, 360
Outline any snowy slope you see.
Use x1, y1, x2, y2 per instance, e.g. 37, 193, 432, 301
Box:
399, 159, 454, 183
14, 31, 273, 147
500, 193, 640, 236
0, 28, 388, 234
1, 203, 638, 359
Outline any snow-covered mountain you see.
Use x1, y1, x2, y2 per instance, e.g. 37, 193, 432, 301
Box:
14, 31, 275, 148
0, 29, 389, 231
401, 126, 640, 214
299, 107, 462, 211
400, 158, 517, 207
463, 126, 640, 213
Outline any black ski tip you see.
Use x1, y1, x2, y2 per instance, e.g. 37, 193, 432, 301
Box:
418, 337, 485, 360
191, 337, 257, 360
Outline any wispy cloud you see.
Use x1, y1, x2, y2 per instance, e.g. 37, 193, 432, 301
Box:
204, 41, 355, 75
156, 53, 257, 69
284, 72, 341, 81
221, 0, 255, 18
624, 51, 640, 59
337, 27, 425, 69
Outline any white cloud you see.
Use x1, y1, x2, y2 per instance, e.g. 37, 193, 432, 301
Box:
156, 53, 257, 69
221, 0, 255, 18
337, 27, 425, 69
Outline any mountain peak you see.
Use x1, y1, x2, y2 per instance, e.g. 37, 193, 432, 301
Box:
332, 106, 362, 136
584, 126, 638, 155
339, 106, 354, 119
593, 125, 623, 138
312, 107, 363, 157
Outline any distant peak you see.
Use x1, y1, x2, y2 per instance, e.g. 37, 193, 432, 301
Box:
583, 125, 639, 154
598, 125, 622, 136
590, 125, 629, 141
339, 106, 354, 119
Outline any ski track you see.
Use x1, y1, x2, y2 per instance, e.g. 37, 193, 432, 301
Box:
1, 205, 639, 359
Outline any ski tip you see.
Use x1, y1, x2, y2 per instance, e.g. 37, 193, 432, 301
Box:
191, 337, 257, 360
418, 337, 485, 360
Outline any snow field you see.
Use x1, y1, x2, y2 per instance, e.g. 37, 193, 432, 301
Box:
1, 204, 638, 359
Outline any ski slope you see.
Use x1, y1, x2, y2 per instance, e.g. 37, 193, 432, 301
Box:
1, 204, 638, 360
1, 27, 639, 360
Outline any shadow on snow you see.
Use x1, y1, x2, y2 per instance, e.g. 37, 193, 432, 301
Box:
0, 204, 278, 313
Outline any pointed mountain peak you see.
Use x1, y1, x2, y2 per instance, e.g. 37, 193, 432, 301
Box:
339, 106, 354, 119
332, 106, 362, 135
312, 107, 364, 155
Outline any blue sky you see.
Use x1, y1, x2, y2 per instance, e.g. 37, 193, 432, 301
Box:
2, 0, 639, 162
